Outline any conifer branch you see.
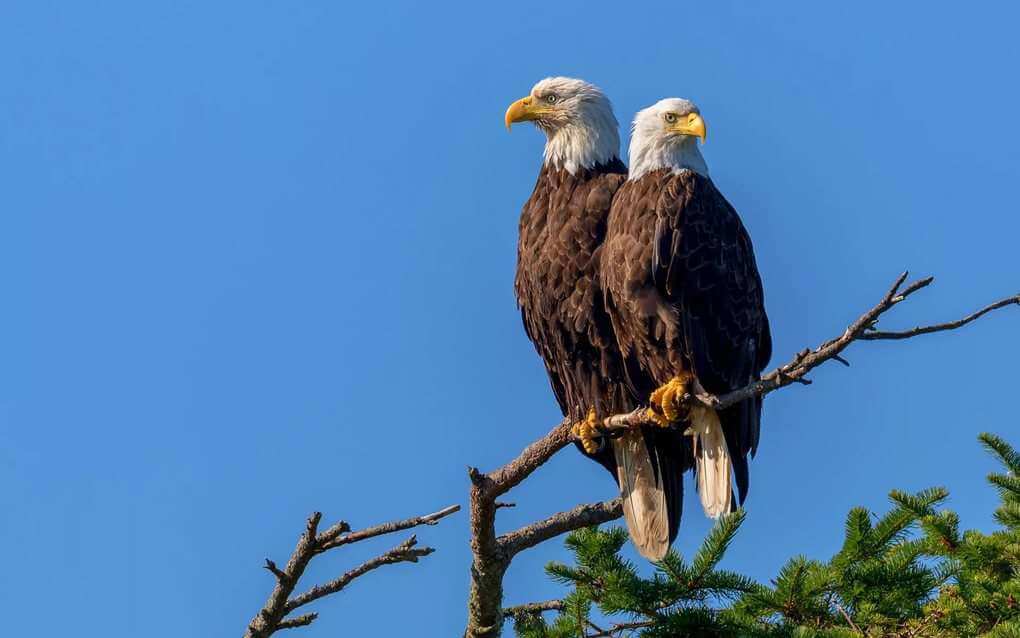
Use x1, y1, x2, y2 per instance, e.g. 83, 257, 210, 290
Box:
524, 434, 1020, 637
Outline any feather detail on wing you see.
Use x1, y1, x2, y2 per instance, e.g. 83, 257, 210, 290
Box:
649, 171, 770, 504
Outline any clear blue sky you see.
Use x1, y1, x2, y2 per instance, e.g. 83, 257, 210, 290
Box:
1, 2, 1017, 635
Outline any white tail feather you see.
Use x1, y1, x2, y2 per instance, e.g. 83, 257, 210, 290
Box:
613, 430, 669, 560
689, 406, 732, 518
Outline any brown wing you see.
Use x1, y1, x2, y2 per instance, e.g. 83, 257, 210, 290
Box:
652, 173, 771, 386
514, 160, 631, 475
651, 170, 771, 500
601, 169, 770, 508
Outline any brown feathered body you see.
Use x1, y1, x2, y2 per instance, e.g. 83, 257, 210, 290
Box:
514, 159, 631, 475
601, 168, 771, 547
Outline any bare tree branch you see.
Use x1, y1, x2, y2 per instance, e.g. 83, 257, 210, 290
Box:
683, 275, 1016, 413
502, 599, 566, 618
464, 273, 1018, 636
501, 599, 707, 637
245, 513, 323, 638
466, 452, 625, 635
275, 614, 318, 631
244, 504, 458, 638
314, 519, 352, 547
285, 535, 432, 612
485, 420, 576, 497
859, 293, 1020, 341
586, 620, 656, 637
500, 499, 622, 561
263, 559, 288, 582
501, 598, 655, 637
593, 275, 1019, 437
317, 504, 460, 552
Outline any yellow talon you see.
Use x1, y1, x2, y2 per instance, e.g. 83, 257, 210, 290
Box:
572, 407, 601, 454
647, 372, 693, 427
646, 407, 672, 428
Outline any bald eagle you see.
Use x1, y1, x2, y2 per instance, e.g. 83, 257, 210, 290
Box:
506, 79, 695, 560
504, 77, 631, 476
601, 98, 771, 556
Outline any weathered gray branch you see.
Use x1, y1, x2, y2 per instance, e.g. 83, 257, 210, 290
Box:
465, 413, 600, 636
587, 620, 656, 637
285, 535, 431, 612
500, 499, 622, 561
502, 598, 655, 638
244, 504, 459, 638
466, 454, 625, 637
316, 504, 461, 552
464, 272, 1017, 636
681, 274, 1016, 413
503, 599, 566, 618
859, 293, 1020, 341
275, 614, 317, 631
596, 274, 1018, 436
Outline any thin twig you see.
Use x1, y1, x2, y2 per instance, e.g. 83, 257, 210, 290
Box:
244, 505, 457, 638
275, 614, 317, 631
586, 620, 656, 637
836, 603, 863, 634
285, 536, 432, 612
317, 504, 460, 552
860, 294, 1020, 340
263, 559, 288, 582
904, 608, 944, 637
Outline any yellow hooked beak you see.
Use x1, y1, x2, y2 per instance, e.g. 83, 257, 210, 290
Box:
670, 112, 707, 144
505, 96, 542, 130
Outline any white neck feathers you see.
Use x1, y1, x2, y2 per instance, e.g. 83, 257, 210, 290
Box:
628, 135, 708, 180
542, 106, 619, 175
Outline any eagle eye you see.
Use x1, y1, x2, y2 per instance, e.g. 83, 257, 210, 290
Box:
664, 112, 678, 124
544, 94, 558, 104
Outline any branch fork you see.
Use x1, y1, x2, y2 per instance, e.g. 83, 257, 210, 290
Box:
244, 505, 459, 638
465, 420, 623, 636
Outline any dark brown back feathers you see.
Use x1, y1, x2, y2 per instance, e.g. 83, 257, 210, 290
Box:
514, 159, 630, 474
601, 168, 772, 503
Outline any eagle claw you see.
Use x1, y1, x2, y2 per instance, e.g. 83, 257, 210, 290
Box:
647, 372, 694, 427
572, 408, 601, 454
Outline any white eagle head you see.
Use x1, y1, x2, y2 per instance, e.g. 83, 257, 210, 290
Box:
504, 77, 620, 175
628, 97, 709, 180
